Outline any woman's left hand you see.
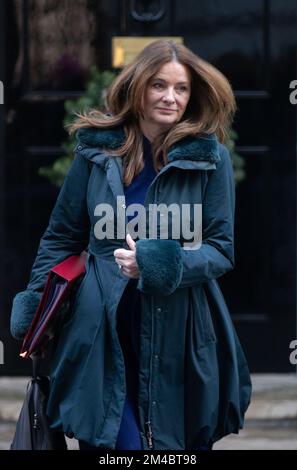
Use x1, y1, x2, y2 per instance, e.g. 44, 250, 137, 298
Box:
113, 234, 140, 279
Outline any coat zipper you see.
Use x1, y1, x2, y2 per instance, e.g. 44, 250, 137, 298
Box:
145, 420, 153, 449
141, 170, 164, 450
144, 297, 156, 449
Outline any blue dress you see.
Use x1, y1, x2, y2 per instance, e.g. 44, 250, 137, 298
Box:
115, 135, 157, 450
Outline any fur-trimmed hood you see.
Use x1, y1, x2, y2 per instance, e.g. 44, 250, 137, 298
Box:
76, 126, 221, 164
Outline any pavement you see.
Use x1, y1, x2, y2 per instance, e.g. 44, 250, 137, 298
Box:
214, 374, 297, 450
0, 374, 297, 450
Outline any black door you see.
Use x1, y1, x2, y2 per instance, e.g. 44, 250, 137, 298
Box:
1, 0, 296, 374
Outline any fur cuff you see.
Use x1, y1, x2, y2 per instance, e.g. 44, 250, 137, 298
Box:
10, 290, 42, 340
136, 239, 183, 295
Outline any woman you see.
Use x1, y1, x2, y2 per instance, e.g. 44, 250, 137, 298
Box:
11, 40, 251, 450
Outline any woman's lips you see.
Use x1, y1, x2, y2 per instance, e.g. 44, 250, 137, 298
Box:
156, 108, 177, 112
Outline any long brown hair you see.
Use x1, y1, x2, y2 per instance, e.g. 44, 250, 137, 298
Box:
69, 40, 236, 186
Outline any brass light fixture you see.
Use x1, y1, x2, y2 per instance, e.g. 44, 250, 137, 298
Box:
112, 36, 184, 68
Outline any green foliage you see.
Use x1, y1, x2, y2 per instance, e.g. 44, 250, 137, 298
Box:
39, 66, 245, 187
225, 128, 246, 184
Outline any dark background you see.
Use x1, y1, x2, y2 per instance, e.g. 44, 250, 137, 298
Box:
0, 0, 296, 374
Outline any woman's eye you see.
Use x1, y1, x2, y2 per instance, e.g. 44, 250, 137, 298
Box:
152, 83, 188, 92
177, 86, 188, 92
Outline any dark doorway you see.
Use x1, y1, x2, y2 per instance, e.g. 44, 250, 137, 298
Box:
1, 0, 296, 374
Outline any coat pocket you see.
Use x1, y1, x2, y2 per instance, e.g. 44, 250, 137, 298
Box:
190, 287, 217, 349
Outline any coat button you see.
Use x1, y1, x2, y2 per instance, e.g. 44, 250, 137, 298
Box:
154, 354, 159, 360
156, 307, 162, 313
77, 145, 83, 151
152, 401, 156, 406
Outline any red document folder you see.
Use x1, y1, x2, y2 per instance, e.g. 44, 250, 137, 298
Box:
20, 252, 87, 359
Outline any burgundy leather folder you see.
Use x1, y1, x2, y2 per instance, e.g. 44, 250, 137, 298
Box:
20, 252, 87, 359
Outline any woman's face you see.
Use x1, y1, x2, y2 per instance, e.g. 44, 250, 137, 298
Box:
140, 61, 191, 138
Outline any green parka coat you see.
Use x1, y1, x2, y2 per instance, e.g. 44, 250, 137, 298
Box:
11, 127, 251, 450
